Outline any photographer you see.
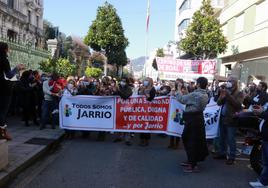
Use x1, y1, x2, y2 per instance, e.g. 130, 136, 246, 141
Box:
214, 76, 244, 165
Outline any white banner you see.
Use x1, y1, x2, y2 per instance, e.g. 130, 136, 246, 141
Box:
60, 96, 220, 138
60, 96, 116, 131
167, 98, 220, 138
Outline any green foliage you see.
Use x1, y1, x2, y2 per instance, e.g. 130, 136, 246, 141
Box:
179, 0, 228, 59
122, 68, 132, 77
39, 58, 76, 77
60, 36, 73, 59
84, 2, 129, 70
43, 20, 56, 41
156, 48, 165, 57
107, 50, 128, 67
85, 67, 103, 78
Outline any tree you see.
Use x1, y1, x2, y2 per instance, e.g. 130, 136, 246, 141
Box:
179, 0, 228, 59
84, 2, 129, 72
40, 58, 76, 77
156, 48, 165, 57
43, 20, 57, 49
85, 67, 103, 78
106, 49, 128, 76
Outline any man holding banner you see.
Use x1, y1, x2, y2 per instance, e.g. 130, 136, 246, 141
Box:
175, 77, 209, 173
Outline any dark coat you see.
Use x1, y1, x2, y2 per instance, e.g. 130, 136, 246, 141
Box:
217, 89, 244, 126
117, 85, 133, 99
138, 87, 156, 101
17, 79, 36, 108
260, 110, 268, 141
182, 111, 209, 163
0, 56, 13, 96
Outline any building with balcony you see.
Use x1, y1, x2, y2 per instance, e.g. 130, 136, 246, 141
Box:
0, 0, 44, 48
219, 0, 268, 85
174, 0, 224, 58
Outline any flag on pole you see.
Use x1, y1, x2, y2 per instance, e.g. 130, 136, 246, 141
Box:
146, 0, 150, 33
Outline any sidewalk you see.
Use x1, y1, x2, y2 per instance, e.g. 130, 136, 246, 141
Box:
0, 117, 64, 187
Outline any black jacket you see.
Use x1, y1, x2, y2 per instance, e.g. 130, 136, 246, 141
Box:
0, 56, 13, 96
117, 85, 133, 99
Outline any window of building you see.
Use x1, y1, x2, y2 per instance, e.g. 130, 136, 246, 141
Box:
179, 0, 191, 14
28, 10, 31, 24
178, 19, 190, 33
7, 30, 17, 41
235, 13, 244, 34
7, 0, 14, 9
256, 0, 268, 25
243, 5, 256, 34
36, 16, 39, 27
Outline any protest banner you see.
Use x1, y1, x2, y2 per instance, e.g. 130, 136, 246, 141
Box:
155, 57, 216, 81
116, 96, 170, 133
60, 96, 220, 138
59, 96, 116, 131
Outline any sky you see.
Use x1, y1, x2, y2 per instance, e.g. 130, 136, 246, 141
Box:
44, 0, 176, 60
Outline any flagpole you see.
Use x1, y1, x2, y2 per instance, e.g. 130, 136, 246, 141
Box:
144, 0, 150, 78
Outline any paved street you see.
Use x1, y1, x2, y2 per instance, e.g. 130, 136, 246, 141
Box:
8, 133, 257, 188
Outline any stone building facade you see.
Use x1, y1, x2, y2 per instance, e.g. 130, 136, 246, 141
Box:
0, 0, 44, 48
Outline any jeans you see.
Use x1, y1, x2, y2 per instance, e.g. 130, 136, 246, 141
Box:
260, 141, 268, 185
41, 100, 57, 128
0, 95, 11, 127
219, 119, 237, 160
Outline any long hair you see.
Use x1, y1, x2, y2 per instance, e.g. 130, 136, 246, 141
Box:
0, 42, 8, 57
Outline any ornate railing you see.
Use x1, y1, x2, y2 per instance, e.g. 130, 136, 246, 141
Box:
0, 37, 50, 70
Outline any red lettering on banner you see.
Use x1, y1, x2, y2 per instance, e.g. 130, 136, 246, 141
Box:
202, 61, 216, 74
116, 97, 170, 131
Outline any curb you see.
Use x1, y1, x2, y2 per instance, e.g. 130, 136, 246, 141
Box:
0, 133, 65, 188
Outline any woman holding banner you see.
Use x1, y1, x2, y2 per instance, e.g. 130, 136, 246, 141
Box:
138, 77, 156, 146
168, 78, 188, 149
175, 77, 209, 173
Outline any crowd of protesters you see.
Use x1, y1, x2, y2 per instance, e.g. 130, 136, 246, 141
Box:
1, 42, 268, 186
